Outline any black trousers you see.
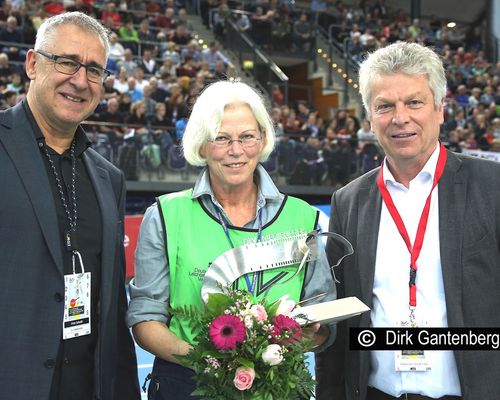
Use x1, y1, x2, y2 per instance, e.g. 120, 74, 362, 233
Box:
147, 358, 201, 400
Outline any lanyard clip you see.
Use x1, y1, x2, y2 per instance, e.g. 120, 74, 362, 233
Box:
409, 267, 417, 286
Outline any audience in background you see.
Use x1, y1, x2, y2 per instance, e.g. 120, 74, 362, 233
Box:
0, 0, 497, 185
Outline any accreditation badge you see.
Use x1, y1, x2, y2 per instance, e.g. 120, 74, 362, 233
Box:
63, 272, 91, 339
394, 320, 431, 372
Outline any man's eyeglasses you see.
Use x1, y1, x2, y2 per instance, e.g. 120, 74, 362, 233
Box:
208, 134, 262, 148
36, 49, 111, 84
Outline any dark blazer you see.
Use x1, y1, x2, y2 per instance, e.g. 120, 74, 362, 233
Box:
316, 150, 500, 400
0, 103, 140, 400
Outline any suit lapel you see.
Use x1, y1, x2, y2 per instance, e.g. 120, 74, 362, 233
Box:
0, 104, 64, 275
438, 151, 465, 326
355, 173, 382, 378
357, 173, 382, 311
83, 150, 118, 318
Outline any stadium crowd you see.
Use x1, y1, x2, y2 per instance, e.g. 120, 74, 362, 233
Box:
0, 0, 499, 187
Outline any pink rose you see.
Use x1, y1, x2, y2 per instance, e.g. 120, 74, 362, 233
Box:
233, 366, 255, 391
250, 304, 268, 322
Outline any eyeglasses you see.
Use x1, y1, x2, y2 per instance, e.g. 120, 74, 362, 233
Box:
208, 134, 263, 148
36, 49, 111, 84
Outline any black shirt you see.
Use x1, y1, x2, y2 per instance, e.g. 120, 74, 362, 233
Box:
23, 101, 103, 400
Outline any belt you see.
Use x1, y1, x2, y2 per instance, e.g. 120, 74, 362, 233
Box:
367, 387, 462, 400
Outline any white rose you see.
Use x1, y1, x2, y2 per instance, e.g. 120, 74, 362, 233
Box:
276, 295, 296, 316
262, 344, 283, 366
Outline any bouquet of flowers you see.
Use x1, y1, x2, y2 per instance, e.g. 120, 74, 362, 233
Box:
172, 288, 316, 399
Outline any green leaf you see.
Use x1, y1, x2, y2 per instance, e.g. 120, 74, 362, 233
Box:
237, 358, 254, 369
206, 293, 232, 314
266, 299, 280, 319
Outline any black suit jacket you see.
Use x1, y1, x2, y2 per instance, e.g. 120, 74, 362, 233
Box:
0, 103, 140, 400
316, 150, 500, 400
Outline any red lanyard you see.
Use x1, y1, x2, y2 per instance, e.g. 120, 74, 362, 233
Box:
377, 143, 447, 308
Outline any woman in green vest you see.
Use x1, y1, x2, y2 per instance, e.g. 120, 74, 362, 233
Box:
127, 80, 337, 399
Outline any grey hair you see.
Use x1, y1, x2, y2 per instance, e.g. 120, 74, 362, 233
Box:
35, 12, 110, 60
182, 80, 275, 167
359, 42, 446, 118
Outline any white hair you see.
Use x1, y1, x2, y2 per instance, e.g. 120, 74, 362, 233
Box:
182, 80, 275, 166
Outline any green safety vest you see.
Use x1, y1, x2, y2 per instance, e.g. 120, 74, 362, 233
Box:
157, 189, 318, 344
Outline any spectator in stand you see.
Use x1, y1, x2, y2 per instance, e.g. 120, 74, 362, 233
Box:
117, 48, 138, 77
109, 32, 125, 63
150, 102, 172, 135
0, 16, 25, 62
469, 111, 488, 141
176, 55, 198, 78
0, 52, 14, 85
156, 7, 177, 30
138, 18, 156, 55
145, 0, 161, 15
162, 41, 181, 66
149, 76, 170, 103
445, 130, 463, 153
181, 40, 202, 64
126, 76, 144, 102
454, 84, 469, 110
6, 71, 23, 95
271, 84, 284, 107
481, 85, 495, 106
271, 13, 292, 52
118, 18, 139, 54
113, 66, 130, 94
301, 112, 321, 137
142, 84, 157, 120
468, 87, 481, 109
212, 2, 230, 41
127, 100, 150, 136
102, 75, 121, 100
134, 67, 148, 91
293, 12, 313, 53
139, 49, 158, 75
158, 57, 178, 79
170, 24, 192, 46
271, 107, 284, 137
65, 0, 95, 16
235, 4, 251, 32
177, 8, 194, 33
201, 41, 234, 72
43, 0, 65, 16
98, 97, 126, 149
0, 89, 18, 109
119, 91, 133, 115
477, 127, 496, 151
165, 83, 187, 125
250, 5, 273, 47
101, 2, 122, 30
284, 110, 302, 136
357, 119, 376, 147
196, 60, 214, 84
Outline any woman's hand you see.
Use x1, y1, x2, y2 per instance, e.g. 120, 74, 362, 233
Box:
302, 322, 330, 351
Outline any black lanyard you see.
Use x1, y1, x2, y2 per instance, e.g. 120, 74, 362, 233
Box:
43, 140, 78, 252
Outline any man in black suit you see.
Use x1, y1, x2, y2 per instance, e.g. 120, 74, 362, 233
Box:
0, 12, 140, 400
316, 42, 500, 400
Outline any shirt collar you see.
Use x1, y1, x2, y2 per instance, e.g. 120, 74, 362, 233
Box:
23, 99, 91, 157
192, 164, 282, 208
383, 142, 440, 186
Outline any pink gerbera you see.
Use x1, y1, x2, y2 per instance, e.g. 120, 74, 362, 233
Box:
209, 315, 246, 350
271, 314, 303, 345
